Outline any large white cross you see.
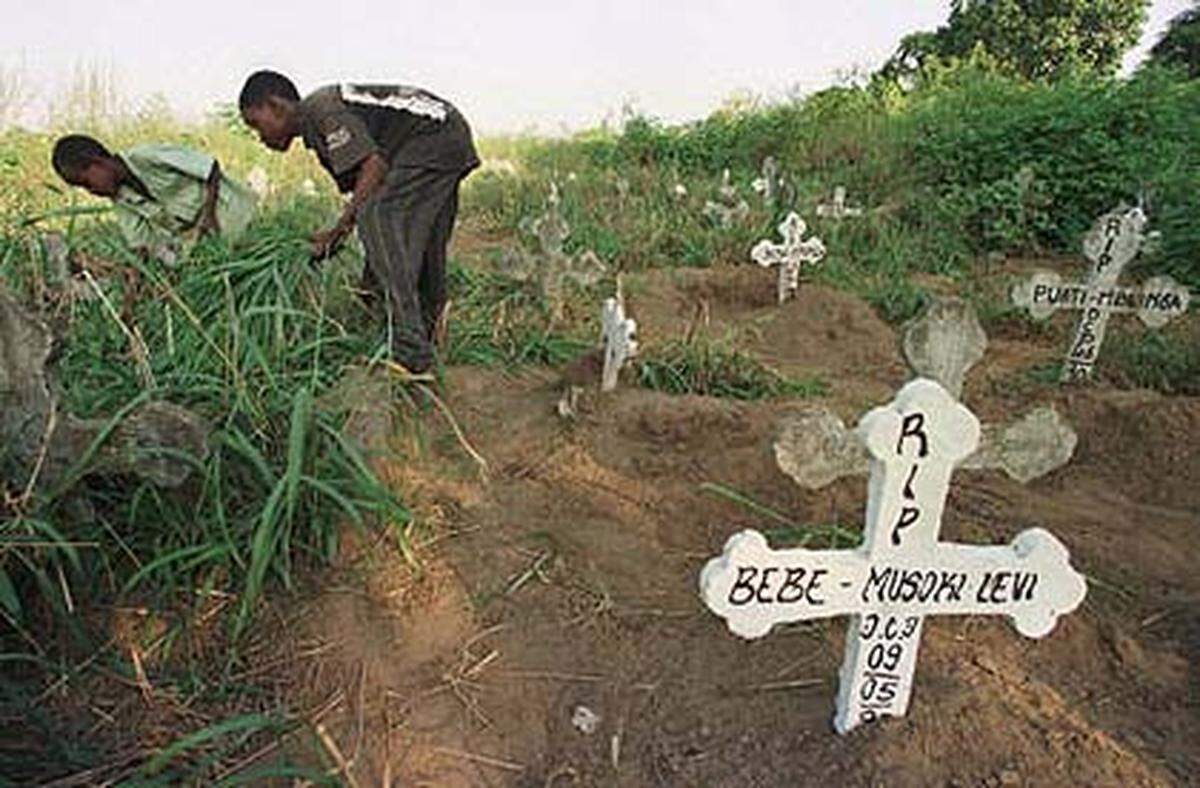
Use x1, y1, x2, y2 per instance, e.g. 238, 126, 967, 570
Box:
700, 379, 1087, 733
751, 212, 827, 304
1012, 206, 1190, 382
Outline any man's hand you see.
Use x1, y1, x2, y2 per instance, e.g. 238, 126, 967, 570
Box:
311, 223, 350, 261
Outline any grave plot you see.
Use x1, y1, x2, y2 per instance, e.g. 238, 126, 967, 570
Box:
701, 379, 1088, 732
1012, 205, 1191, 382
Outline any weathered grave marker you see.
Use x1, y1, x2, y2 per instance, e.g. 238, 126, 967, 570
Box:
776, 297, 1076, 487
1012, 205, 1191, 382
246, 166, 273, 201
704, 169, 750, 229
776, 404, 1076, 488
751, 212, 827, 304
752, 156, 781, 206
816, 186, 864, 220
600, 295, 638, 392
0, 288, 209, 492
902, 297, 987, 400
701, 379, 1087, 733
500, 183, 608, 317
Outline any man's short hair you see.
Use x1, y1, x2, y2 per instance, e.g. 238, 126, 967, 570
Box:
51, 135, 111, 180
239, 70, 301, 111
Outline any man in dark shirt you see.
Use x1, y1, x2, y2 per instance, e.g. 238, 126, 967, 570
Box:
238, 70, 479, 375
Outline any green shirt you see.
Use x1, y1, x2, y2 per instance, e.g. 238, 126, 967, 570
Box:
114, 144, 257, 251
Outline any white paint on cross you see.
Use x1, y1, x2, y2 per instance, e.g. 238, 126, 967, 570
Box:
751, 212, 827, 304
704, 169, 750, 229
752, 156, 780, 206
600, 295, 637, 392
501, 183, 608, 318
1012, 205, 1191, 382
816, 186, 864, 220
701, 379, 1087, 733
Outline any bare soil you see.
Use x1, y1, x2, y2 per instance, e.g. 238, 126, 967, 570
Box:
266, 262, 1199, 787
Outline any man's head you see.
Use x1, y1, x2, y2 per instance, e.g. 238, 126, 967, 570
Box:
239, 70, 302, 152
51, 135, 122, 197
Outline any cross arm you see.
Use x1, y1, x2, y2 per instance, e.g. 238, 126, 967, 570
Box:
700, 528, 1086, 640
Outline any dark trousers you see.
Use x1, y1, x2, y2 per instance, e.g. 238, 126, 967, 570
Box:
356, 165, 463, 373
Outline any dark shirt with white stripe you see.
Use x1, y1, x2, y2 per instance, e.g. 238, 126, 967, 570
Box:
298, 83, 479, 192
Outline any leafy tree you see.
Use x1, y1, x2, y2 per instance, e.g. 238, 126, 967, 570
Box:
1146, 3, 1200, 77
881, 0, 1150, 82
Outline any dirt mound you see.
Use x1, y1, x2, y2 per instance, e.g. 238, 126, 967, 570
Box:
1064, 389, 1200, 511
251, 268, 1199, 785
629, 266, 907, 409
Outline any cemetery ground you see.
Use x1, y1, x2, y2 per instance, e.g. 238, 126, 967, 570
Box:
292, 239, 1199, 786
7, 215, 1199, 785
3, 71, 1200, 785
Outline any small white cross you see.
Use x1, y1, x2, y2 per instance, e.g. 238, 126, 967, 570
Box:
701, 379, 1087, 733
816, 186, 864, 220
751, 212, 827, 304
704, 169, 750, 229
600, 296, 637, 392
751, 157, 780, 206
1012, 206, 1191, 382
501, 184, 609, 318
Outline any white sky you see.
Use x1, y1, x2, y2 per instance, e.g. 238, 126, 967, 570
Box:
1, 0, 1192, 134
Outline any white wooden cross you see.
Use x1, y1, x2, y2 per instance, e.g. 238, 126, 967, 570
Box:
751, 212, 827, 304
816, 186, 864, 220
500, 183, 608, 318
752, 156, 780, 206
600, 295, 637, 392
704, 168, 750, 229
701, 379, 1087, 733
1012, 205, 1191, 382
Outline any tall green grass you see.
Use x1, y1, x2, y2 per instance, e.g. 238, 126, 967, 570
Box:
0, 200, 408, 782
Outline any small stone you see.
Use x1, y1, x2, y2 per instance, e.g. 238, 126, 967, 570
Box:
572, 705, 601, 734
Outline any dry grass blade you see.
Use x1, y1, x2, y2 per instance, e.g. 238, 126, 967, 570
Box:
314, 721, 363, 788
433, 747, 525, 774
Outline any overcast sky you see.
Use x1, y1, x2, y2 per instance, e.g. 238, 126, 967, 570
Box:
1, 0, 1191, 134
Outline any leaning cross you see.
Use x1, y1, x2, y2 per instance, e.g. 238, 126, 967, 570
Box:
751, 212, 827, 304
701, 379, 1087, 733
1012, 205, 1191, 382
816, 186, 864, 220
600, 295, 638, 392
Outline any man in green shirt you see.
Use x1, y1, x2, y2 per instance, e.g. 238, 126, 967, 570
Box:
51, 135, 257, 255
238, 70, 479, 375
